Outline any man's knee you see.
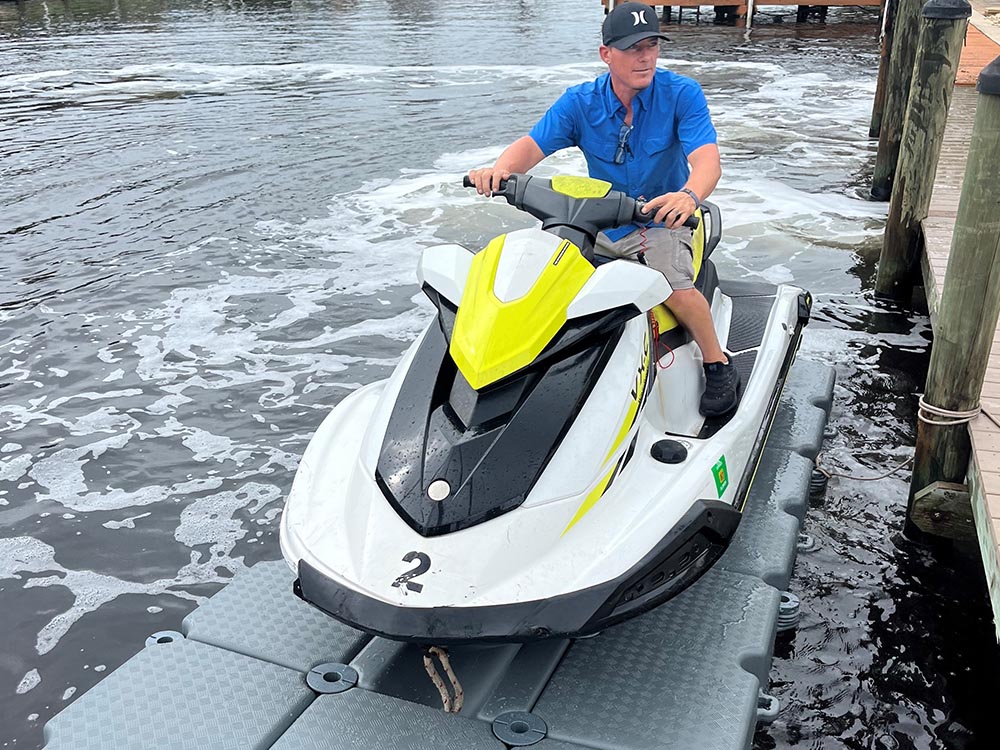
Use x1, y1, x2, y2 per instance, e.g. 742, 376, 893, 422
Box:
664, 287, 704, 310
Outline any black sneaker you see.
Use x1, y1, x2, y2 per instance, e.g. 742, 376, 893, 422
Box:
700, 354, 740, 417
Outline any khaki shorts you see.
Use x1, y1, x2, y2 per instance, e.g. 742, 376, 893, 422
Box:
595, 227, 695, 291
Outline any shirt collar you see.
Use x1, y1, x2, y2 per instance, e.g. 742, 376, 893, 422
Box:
601, 70, 656, 120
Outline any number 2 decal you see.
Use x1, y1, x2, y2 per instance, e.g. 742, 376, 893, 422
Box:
392, 551, 431, 593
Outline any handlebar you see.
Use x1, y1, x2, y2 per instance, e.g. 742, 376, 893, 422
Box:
463, 175, 507, 191
635, 200, 700, 231
463, 175, 698, 230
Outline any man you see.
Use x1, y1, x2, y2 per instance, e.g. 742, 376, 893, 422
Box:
468, 2, 738, 417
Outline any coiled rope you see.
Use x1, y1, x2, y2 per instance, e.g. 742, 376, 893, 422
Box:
917, 395, 981, 426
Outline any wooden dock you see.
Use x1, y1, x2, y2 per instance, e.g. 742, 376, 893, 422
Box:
607, 0, 882, 19
919, 8, 1000, 640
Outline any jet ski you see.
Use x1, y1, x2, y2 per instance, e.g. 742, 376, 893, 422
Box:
280, 173, 810, 644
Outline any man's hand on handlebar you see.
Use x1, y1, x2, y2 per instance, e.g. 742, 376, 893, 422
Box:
467, 167, 511, 197
640, 191, 699, 230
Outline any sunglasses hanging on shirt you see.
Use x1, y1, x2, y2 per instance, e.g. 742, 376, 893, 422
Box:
614, 123, 632, 165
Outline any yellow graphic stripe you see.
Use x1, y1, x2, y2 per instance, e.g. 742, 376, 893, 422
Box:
653, 206, 706, 334
602, 333, 651, 465
562, 458, 621, 536
562, 338, 652, 535
691, 205, 706, 278
450, 236, 594, 390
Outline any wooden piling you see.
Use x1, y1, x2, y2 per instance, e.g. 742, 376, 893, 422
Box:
870, 0, 897, 138
907, 56, 1000, 536
874, 0, 970, 300
871, 0, 925, 199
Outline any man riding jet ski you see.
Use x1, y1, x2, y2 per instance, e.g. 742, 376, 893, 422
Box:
470, 1, 738, 418
280, 174, 811, 643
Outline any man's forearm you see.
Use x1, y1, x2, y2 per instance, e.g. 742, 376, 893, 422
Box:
494, 136, 546, 174
685, 144, 722, 202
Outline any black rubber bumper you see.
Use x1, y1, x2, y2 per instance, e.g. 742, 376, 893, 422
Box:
294, 498, 742, 644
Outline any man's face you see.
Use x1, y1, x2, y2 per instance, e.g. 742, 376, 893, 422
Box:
601, 38, 660, 93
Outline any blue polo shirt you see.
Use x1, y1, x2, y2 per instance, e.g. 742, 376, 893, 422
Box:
529, 69, 717, 241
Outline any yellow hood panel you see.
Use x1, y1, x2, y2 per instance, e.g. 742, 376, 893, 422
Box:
450, 234, 594, 390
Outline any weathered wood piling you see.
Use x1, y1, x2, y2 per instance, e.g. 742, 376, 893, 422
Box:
874, 0, 970, 300
907, 57, 1000, 537
870, 0, 927, 199
869, 0, 898, 138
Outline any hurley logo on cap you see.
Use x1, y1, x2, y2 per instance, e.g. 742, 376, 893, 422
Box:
602, 2, 670, 50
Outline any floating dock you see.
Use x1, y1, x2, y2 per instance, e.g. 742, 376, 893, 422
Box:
42, 351, 834, 750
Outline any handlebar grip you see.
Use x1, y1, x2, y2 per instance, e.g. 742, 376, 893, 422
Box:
463, 175, 510, 194
634, 201, 700, 230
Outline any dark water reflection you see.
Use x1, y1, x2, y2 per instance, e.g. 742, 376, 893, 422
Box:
2, 0, 999, 748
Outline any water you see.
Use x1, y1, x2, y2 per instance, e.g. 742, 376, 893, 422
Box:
2, 1, 998, 747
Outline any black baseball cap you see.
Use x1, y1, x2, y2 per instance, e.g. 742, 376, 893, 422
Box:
602, 2, 670, 50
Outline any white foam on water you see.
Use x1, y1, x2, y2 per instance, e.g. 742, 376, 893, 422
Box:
68, 407, 140, 437
125, 270, 363, 391
665, 57, 786, 77
0, 61, 607, 107
174, 482, 280, 563
47, 389, 145, 412
0, 69, 75, 86
26, 430, 242, 512
758, 264, 796, 285
0, 536, 203, 655
712, 178, 885, 230
102, 512, 151, 530
145, 394, 193, 415
0, 453, 33, 483
290, 306, 433, 351
16, 669, 40, 695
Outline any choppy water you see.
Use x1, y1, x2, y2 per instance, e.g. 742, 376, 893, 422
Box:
2, 1, 998, 747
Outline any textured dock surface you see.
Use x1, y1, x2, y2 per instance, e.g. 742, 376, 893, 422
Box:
44, 357, 834, 750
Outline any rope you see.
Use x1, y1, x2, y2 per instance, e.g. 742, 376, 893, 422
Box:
815, 450, 913, 482
879, 0, 890, 43
816, 397, 990, 484
917, 395, 981, 426
422, 646, 464, 714
984, 409, 1000, 431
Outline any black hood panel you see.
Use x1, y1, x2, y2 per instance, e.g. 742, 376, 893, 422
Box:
375, 309, 628, 537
